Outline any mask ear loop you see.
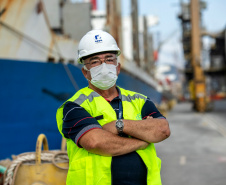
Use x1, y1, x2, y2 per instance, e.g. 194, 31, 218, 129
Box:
115, 58, 119, 67
81, 58, 89, 71
82, 61, 91, 82
83, 65, 89, 71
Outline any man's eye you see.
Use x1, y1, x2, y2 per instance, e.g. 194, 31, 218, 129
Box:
91, 61, 99, 65
106, 59, 114, 62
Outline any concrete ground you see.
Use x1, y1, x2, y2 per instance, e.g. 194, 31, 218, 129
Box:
156, 100, 226, 185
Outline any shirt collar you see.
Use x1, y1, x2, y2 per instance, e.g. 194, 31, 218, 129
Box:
104, 86, 121, 102
116, 86, 122, 100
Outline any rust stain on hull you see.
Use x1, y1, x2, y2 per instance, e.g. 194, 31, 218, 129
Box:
0, 0, 14, 21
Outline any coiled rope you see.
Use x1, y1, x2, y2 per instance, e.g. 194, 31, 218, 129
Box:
3, 151, 68, 185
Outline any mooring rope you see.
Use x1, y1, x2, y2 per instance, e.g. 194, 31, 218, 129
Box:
4, 151, 68, 185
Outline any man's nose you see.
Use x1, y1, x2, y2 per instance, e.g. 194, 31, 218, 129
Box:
99, 58, 107, 64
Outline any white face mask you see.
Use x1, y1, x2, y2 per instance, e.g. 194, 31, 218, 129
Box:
87, 63, 118, 90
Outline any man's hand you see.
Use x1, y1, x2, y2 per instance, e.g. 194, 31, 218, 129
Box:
102, 120, 118, 135
138, 140, 149, 150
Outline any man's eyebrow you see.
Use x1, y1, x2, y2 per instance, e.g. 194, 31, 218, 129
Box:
89, 54, 115, 61
105, 54, 115, 57
89, 56, 99, 61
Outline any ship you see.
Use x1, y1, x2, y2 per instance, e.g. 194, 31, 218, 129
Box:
0, 0, 166, 161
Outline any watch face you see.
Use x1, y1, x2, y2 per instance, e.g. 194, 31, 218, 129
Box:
116, 121, 123, 128
116, 120, 124, 133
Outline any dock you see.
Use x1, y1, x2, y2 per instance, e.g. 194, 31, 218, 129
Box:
157, 100, 226, 185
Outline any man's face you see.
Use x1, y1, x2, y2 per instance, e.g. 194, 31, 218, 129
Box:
82, 52, 121, 81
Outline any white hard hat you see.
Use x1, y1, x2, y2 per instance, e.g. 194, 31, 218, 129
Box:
77, 30, 121, 64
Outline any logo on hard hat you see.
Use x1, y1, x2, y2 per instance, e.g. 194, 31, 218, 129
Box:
94, 35, 102, 43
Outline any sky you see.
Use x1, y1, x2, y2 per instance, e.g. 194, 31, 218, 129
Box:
96, 0, 226, 40
96, 0, 226, 69
72, 0, 226, 69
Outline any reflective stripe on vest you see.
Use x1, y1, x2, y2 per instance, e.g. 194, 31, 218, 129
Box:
122, 94, 147, 102
74, 91, 100, 105
72, 90, 147, 105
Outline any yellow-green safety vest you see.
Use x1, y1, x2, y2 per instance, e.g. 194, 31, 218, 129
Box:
56, 86, 162, 185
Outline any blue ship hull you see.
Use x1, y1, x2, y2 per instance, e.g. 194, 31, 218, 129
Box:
0, 59, 162, 159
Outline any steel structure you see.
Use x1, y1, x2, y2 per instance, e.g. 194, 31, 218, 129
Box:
190, 0, 206, 112
178, 0, 208, 112
178, 0, 226, 111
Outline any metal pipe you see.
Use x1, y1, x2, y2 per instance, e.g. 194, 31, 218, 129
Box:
131, 0, 140, 66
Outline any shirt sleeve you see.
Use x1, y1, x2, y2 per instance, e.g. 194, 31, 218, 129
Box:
141, 98, 166, 119
62, 101, 102, 147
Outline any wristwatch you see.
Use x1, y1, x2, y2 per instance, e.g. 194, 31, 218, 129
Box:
115, 119, 124, 134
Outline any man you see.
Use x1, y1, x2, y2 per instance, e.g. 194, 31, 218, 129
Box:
56, 30, 170, 185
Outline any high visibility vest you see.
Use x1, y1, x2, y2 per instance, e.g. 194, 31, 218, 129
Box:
56, 86, 162, 185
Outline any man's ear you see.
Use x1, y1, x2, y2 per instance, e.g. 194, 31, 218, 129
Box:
117, 63, 121, 75
82, 67, 88, 79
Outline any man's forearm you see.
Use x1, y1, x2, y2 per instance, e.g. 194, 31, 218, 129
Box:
123, 118, 170, 143
103, 118, 170, 143
79, 129, 148, 157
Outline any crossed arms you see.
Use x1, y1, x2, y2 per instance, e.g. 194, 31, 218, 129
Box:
79, 117, 170, 156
